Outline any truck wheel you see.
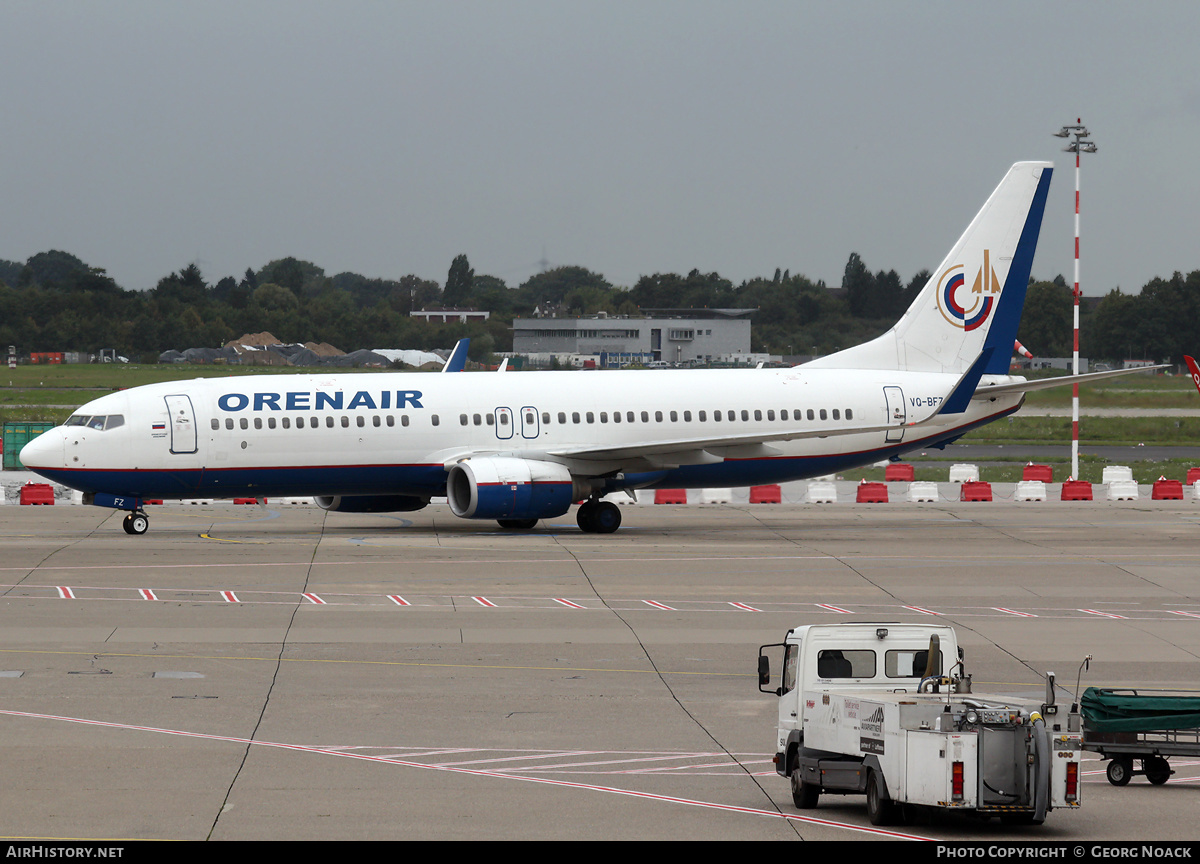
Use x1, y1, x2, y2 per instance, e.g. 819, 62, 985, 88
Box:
1144, 756, 1171, 786
1106, 757, 1132, 786
790, 769, 819, 809
866, 771, 895, 826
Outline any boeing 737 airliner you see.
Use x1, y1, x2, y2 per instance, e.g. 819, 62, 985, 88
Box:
20, 161, 1152, 535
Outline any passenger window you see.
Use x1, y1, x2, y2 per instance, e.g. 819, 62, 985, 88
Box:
600, 412, 608, 423
698, 410, 706, 422
432, 415, 440, 426
767, 410, 775, 421
240, 418, 248, 430
558, 412, 567, 424
612, 411, 620, 423
211, 419, 219, 430
754, 410, 762, 421
282, 418, 291, 429
357, 416, 365, 428
586, 412, 594, 423
655, 411, 663, 422
225, 418, 234, 430
832, 409, 840, 420
500, 414, 509, 426
669, 411, 677, 422
741, 410, 749, 421
807, 409, 815, 420
714, 410, 722, 421
846, 409, 853, 420
373, 416, 381, 427
542, 412, 550, 424
460, 414, 468, 426
255, 418, 262, 430
268, 417, 277, 429
794, 409, 802, 420
626, 411, 634, 423
641, 411, 649, 423
297, 417, 305, 429
341, 416, 349, 428
326, 416, 334, 428
311, 416, 318, 428
386, 415, 394, 427
572, 412, 580, 424
683, 411, 691, 422
819, 409, 827, 420
402, 415, 410, 427
474, 414, 482, 426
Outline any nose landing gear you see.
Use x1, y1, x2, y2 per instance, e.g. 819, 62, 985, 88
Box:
122, 511, 149, 535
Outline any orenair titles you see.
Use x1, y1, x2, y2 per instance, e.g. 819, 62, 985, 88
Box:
217, 390, 425, 412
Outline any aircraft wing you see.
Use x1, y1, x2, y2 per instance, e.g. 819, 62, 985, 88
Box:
971, 364, 1171, 398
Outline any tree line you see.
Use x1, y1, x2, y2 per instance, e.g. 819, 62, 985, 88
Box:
0, 249, 1195, 365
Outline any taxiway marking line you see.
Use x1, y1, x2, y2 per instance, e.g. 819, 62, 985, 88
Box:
0, 709, 934, 841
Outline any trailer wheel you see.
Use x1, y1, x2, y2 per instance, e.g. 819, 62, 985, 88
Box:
1144, 756, 1171, 786
790, 769, 819, 809
865, 771, 895, 826
1106, 757, 1132, 786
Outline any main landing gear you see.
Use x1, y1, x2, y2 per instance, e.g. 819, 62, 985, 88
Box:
122, 510, 149, 535
576, 498, 621, 534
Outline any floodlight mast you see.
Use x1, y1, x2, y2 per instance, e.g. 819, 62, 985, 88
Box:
1054, 119, 1098, 480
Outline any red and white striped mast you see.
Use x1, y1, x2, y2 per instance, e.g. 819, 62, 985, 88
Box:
1054, 119, 1098, 480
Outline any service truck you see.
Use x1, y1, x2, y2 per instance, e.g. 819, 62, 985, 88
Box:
758, 622, 1082, 826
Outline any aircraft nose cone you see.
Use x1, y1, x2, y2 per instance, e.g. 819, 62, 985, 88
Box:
19, 427, 63, 470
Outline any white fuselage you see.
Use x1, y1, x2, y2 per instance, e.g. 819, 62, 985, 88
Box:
21, 366, 1024, 501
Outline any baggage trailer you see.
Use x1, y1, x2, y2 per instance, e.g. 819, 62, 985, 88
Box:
1081, 687, 1200, 787
758, 622, 1082, 826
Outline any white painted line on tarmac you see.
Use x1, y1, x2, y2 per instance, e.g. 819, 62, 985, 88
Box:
0, 709, 937, 841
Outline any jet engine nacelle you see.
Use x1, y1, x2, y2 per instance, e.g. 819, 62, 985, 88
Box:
314, 495, 430, 513
446, 457, 582, 520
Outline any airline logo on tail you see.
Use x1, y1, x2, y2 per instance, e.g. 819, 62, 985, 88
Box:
936, 249, 1002, 331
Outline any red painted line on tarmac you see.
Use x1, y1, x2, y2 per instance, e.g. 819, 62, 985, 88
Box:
902, 605, 938, 615
554, 598, 585, 609
472, 596, 497, 607
56, 587, 74, 599
139, 589, 158, 601
302, 593, 326, 605
993, 607, 1036, 617
221, 591, 239, 603
1169, 611, 1200, 619
815, 604, 852, 614
642, 600, 674, 610
0, 709, 936, 841
730, 602, 761, 612
1080, 609, 1127, 619
387, 595, 410, 606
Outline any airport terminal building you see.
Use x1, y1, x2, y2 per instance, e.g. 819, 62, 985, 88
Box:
512, 309, 753, 367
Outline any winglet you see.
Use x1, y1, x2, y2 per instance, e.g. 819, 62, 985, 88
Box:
441, 338, 470, 373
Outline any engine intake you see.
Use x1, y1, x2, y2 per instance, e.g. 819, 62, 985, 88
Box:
446, 457, 582, 520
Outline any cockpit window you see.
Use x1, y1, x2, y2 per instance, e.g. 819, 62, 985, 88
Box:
65, 414, 124, 431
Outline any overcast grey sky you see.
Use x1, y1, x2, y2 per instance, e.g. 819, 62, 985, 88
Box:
2, 1, 1196, 297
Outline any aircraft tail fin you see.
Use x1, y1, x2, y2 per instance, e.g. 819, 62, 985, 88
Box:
808, 161, 1052, 375
441, 338, 470, 373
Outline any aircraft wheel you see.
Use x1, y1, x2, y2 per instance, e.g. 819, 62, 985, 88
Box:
592, 501, 621, 534
497, 518, 538, 530
123, 512, 149, 535
576, 501, 597, 533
